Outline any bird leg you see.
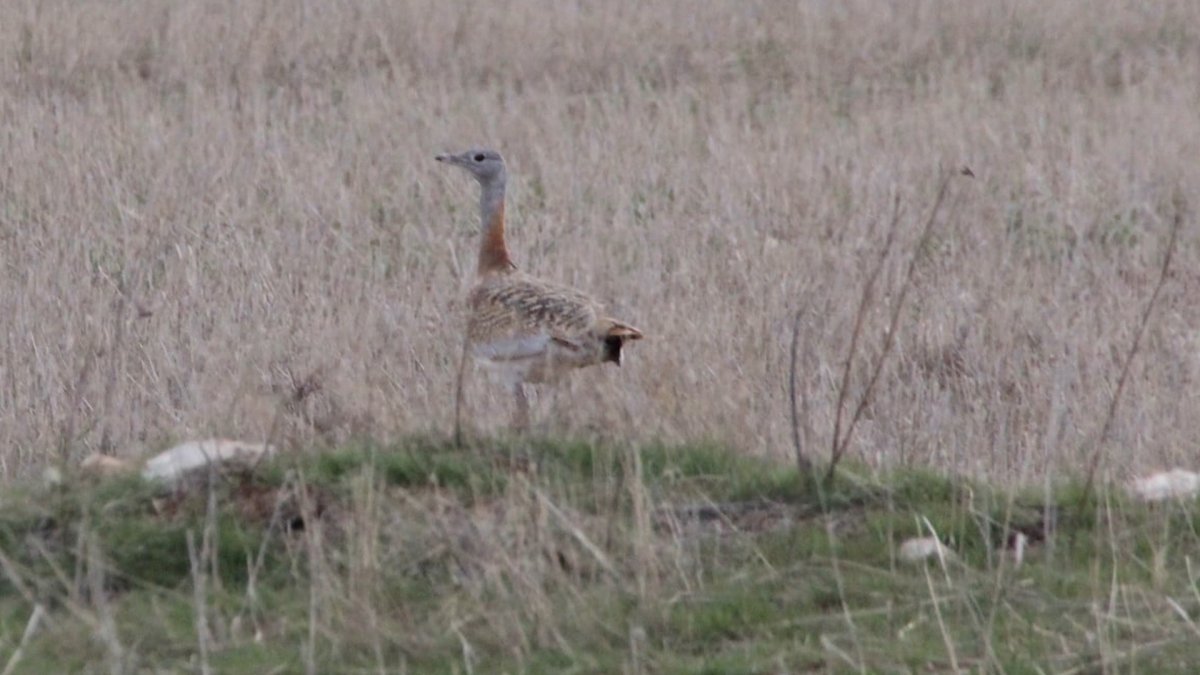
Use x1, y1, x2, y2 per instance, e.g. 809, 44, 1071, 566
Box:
511, 383, 530, 433
454, 338, 471, 447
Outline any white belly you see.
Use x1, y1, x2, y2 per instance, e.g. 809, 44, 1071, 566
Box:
472, 334, 596, 386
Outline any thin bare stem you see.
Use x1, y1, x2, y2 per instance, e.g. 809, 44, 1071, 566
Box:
454, 335, 472, 447
830, 195, 903, 470
1080, 198, 1184, 502
788, 302, 813, 473
187, 529, 212, 675
0, 604, 44, 675
828, 174, 955, 482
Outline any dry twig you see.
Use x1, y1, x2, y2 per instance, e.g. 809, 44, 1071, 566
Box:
827, 172, 959, 481
1080, 196, 1185, 502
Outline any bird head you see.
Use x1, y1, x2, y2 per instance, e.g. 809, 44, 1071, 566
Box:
435, 148, 506, 185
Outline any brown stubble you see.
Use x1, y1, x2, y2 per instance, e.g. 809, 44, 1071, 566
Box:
1, 0, 1198, 483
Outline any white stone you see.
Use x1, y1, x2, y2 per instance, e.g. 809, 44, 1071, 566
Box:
898, 536, 954, 564
1129, 469, 1200, 503
141, 439, 274, 484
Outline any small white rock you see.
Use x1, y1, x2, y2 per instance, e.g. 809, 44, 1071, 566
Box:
898, 536, 955, 564
141, 439, 274, 485
1130, 469, 1200, 503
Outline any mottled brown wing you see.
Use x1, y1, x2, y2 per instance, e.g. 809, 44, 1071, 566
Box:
466, 274, 599, 345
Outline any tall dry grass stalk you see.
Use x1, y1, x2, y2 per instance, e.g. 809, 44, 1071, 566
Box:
1, 0, 1198, 482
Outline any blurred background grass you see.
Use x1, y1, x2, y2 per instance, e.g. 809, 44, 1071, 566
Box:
1, 0, 1198, 482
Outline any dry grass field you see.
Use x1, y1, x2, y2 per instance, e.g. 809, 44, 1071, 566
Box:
3, 3, 1200, 670
2, 0, 1199, 482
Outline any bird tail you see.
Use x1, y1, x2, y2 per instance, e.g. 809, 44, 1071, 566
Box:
601, 319, 643, 365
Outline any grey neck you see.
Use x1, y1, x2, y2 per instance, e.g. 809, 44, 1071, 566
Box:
478, 174, 507, 230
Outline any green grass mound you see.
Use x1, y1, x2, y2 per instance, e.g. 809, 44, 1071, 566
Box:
0, 438, 1196, 672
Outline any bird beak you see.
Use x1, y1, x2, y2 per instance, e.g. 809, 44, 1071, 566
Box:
435, 154, 450, 163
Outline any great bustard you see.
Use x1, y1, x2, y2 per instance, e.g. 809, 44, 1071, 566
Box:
436, 148, 643, 440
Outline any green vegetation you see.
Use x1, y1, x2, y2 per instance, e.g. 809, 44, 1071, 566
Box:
0, 438, 1197, 672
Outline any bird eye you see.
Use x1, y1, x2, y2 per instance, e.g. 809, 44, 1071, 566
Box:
474, 154, 485, 162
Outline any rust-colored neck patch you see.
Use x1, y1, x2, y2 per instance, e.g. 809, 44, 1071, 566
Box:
478, 198, 513, 274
